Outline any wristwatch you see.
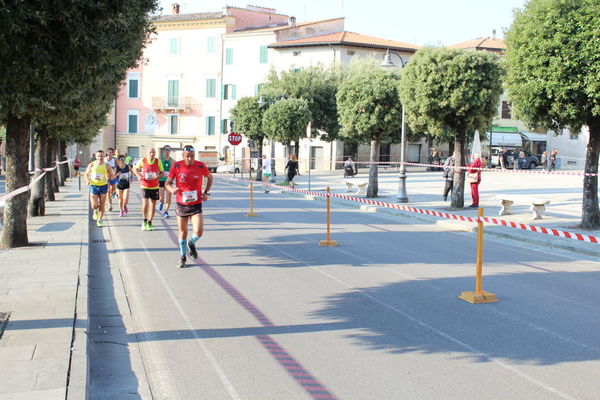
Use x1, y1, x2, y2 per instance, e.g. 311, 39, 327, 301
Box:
204, 191, 210, 195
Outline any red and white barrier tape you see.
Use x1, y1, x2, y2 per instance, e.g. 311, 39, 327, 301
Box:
217, 175, 600, 244
1, 159, 70, 203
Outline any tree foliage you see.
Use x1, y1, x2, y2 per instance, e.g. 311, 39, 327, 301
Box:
336, 59, 403, 197
262, 98, 311, 146
263, 65, 340, 141
505, 0, 600, 228
399, 47, 504, 208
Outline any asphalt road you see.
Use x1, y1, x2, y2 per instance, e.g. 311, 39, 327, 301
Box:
88, 179, 600, 400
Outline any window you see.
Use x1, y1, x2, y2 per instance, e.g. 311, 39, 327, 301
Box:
255, 83, 264, 96
259, 46, 268, 64
225, 48, 233, 65
168, 80, 179, 106
169, 38, 180, 55
293, 51, 301, 56
127, 110, 139, 134
168, 115, 179, 135
221, 119, 229, 134
570, 131, 580, 140
206, 79, 216, 98
293, 68, 301, 73
347, 50, 355, 56
206, 116, 215, 136
222, 84, 236, 100
128, 78, 139, 98
501, 101, 512, 119
207, 36, 217, 53
127, 147, 139, 159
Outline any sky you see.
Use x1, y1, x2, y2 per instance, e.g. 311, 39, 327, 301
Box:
159, 0, 529, 46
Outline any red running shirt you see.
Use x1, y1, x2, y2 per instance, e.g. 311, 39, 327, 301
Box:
168, 160, 210, 205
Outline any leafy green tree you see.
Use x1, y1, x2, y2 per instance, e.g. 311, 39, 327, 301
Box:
263, 65, 340, 141
230, 96, 268, 179
337, 60, 403, 197
399, 47, 504, 208
0, 0, 157, 247
262, 98, 311, 158
505, 0, 600, 229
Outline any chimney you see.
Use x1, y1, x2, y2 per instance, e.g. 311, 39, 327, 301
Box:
172, 3, 180, 14
492, 29, 496, 39
288, 16, 296, 27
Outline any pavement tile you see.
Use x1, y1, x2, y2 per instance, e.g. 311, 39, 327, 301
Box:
0, 344, 36, 361
0, 388, 65, 400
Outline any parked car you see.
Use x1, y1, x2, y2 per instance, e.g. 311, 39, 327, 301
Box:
490, 148, 539, 169
216, 160, 254, 174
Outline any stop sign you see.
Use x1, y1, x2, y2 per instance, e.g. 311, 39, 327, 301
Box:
228, 132, 242, 146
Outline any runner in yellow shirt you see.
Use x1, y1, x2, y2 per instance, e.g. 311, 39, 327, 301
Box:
83, 150, 115, 227
133, 148, 164, 231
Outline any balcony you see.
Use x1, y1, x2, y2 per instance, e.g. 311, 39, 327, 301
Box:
152, 96, 194, 112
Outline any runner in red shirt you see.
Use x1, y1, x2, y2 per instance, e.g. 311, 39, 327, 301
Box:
165, 145, 213, 268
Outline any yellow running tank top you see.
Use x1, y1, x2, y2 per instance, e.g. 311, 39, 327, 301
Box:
90, 162, 108, 186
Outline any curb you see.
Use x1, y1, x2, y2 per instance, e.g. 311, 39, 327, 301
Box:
66, 187, 90, 400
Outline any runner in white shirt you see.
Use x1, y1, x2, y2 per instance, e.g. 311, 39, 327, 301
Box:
257, 154, 272, 193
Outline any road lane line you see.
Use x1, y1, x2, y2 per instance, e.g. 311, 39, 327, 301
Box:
140, 241, 242, 400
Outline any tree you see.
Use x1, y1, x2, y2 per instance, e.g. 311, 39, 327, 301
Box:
230, 96, 268, 179
399, 47, 504, 208
505, 0, 600, 229
263, 65, 340, 141
262, 98, 311, 158
337, 60, 403, 197
0, 0, 157, 247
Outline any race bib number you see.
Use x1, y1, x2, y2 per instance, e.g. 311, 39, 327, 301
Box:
94, 173, 103, 181
182, 190, 198, 203
119, 172, 129, 181
145, 171, 157, 180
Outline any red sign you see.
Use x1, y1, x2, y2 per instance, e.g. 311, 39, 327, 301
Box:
228, 132, 242, 146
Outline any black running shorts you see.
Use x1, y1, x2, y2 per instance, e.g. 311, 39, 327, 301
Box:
176, 202, 203, 217
142, 188, 159, 200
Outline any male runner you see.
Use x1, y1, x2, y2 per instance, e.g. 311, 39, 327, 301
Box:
165, 145, 213, 268
134, 148, 164, 231
158, 145, 174, 218
105, 147, 118, 211
83, 150, 115, 227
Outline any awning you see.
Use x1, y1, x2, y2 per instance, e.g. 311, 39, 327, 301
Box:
489, 132, 522, 147
520, 132, 548, 141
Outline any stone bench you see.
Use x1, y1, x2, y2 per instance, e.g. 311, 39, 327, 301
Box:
344, 179, 368, 195
496, 195, 551, 220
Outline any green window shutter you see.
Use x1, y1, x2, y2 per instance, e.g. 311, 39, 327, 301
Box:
128, 79, 139, 98
206, 116, 215, 136
232, 85, 236, 100
293, 68, 301, 73
225, 48, 233, 65
259, 46, 268, 64
207, 36, 216, 53
221, 84, 226, 99
255, 84, 259, 96
168, 80, 179, 106
206, 79, 215, 98
169, 38, 179, 54
128, 114, 137, 133
221, 119, 227, 134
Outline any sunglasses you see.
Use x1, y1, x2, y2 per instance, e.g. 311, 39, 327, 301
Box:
183, 146, 195, 151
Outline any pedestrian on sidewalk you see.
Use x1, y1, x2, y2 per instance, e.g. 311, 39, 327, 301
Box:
115, 155, 131, 217
72, 156, 81, 178
548, 148, 558, 171
165, 145, 213, 268
541, 151, 548, 170
442, 153, 455, 201
83, 150, 115, 227
158, 145, 174, 218
285, 154, 299, 186
134, 148, 164, 231
467, 153, 482, 208
257, 154, 272, 193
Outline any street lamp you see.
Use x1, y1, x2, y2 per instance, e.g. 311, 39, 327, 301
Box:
381, 49, 409, 203
257, 95, 286, 183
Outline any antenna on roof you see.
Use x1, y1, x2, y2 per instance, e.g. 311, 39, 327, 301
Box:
492, 29, 496, 39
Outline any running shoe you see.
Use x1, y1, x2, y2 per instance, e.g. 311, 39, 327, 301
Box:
108, 204, 113, 212
96, 219, 104, 227
124, 205, 128, 214
158, 202, 164, 211
187, 241, 198, 260
119, 211, 124, 217
163, 211, 169, 218
146, 221, 154, 231
93, 210, 99, 221
177, 256, 186, 268
141, 221, 147, 231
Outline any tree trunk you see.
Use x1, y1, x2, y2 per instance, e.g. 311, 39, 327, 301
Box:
28, 125, 47, 217
1, 115, 30, 248
52, 140, 60, 192
451, 133, 466, 209
581, 117, 600, 229
60, 141, 70, 182
45, 137, 56, 201
426, 136, 434, 171
367, 137, 380, 197
57, 141, 66, 186
256, 141, 264, 181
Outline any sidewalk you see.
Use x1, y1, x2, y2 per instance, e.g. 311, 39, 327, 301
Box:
0, 178, 88, 400
228, 167, 600, 257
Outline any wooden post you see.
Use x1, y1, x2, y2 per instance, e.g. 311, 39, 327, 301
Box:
245, 181, 258, 217
319, 187, 337, 247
